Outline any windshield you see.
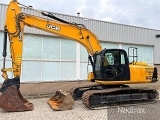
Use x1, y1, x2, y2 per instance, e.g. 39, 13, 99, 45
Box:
94, 54, 101, 78
95, 54, 101, 70
103, 51, 126, 67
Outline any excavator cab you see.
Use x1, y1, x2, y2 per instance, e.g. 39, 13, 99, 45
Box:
93, 49, 130, 81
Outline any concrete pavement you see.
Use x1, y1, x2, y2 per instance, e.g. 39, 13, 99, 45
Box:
1, 94, 160, 120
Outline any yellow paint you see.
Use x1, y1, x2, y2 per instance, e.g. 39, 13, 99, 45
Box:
3, 1, 102, 78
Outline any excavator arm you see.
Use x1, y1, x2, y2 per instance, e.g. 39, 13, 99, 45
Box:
0, 0, 102, 111
2, 1, 102, 80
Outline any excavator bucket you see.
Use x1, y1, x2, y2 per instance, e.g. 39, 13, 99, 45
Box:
0, 85, 34, 112
48, 90, 75, 111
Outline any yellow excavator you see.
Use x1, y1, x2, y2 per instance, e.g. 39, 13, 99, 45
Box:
0, 0, 158, 112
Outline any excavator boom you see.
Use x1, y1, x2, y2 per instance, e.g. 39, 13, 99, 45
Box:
0, 0, 102, 111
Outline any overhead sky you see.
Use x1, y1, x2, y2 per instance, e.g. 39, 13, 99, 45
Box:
1, 0, 160, 30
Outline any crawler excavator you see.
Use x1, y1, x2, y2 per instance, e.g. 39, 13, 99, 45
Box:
0, 0, 159, 112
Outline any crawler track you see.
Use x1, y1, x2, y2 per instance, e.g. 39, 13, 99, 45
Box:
82, 88, 159, 109
70, 85, 159, 109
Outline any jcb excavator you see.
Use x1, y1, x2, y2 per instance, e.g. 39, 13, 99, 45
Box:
0, 0, 158, 112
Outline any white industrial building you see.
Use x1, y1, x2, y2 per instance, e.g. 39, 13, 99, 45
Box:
0, 3, 160, 83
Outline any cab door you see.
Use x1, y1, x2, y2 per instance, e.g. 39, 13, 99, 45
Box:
101, 49, 130, 81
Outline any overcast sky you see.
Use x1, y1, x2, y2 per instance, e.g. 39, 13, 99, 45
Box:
1, 0, 160, 30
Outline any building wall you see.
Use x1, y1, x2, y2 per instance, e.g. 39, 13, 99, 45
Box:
0, 31, 154, 82
0, 3, 159, 82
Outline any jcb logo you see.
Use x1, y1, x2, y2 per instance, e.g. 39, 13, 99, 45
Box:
46, 24, 61, 31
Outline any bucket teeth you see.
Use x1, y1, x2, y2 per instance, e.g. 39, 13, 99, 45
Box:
0, 85, 34, 112
48, 90, 75, 111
